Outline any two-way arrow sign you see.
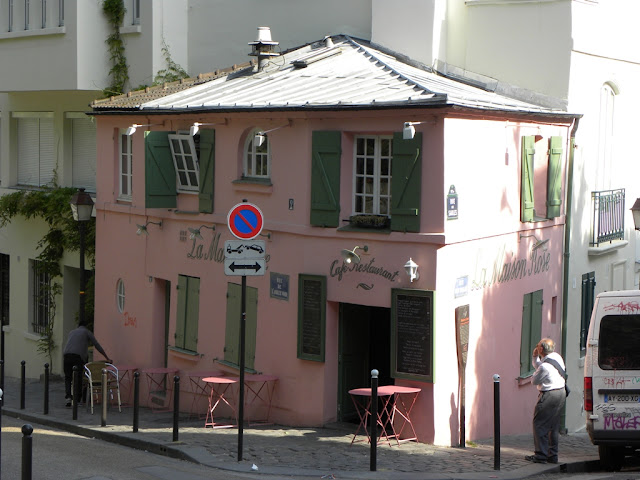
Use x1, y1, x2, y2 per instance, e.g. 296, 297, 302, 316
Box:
224, 258, 266, 276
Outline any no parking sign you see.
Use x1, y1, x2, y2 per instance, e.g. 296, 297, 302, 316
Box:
227, 202, 264, 240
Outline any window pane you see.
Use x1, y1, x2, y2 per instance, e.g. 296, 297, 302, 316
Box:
599, 315, 640, 369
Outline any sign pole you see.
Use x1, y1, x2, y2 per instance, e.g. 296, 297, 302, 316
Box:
237, 274, 246, 462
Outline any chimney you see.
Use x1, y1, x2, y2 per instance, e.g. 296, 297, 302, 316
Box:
249, 27, 280, 71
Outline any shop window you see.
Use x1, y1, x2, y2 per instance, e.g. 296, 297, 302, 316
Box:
224, 282, 257, 370
519, 289, 543, 377
175, 275, 199, 353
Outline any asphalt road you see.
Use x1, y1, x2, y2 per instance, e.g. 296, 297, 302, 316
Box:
0, 416, 264, 480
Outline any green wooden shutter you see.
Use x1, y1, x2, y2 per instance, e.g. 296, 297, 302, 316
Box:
546, 136, 563, 219
175, 275, 187, 349
145, 131, 177, 208
310, 131, 341, 227
224, 282, 258, 369
198, 129, 215, 214
184, 277, 200, 352
520, 136, 535, 222
520, 289, 543, 376
390, 132, 422, 232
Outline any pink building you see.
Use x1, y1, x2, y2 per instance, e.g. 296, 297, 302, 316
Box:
91, 33, 579, 446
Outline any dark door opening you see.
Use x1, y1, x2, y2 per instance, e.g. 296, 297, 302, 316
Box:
338, 303, 391, 423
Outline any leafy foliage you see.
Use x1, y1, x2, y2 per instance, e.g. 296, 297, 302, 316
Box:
102, 0, 129, 97
154, 38, 189, 85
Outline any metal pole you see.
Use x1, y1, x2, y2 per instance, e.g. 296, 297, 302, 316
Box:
78, 221, 86, 327
101, 368, 108, 427
0, 387, 3, 475
0, 359, 4, 407
173, 375, 180, 442
21, 424, 33, 480
72, 366, 79, 420
370, 369, 379, 472
44, 363, 49, 415
237, 274, 246, 462
20, 360, 25, 409
133, 371, 140, 433
493, 374, 501, 471
1, 329, 5, 403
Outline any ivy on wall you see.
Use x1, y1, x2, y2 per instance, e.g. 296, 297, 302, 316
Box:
102, 0, 129, 97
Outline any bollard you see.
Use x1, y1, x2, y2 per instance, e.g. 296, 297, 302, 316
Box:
493, 374, 501, 471
72, 366, 79, 420
133, 371, 139, 433
20, 360, 25, 410
0, 359, 4, 406
21, 424, 33, 480
44, 363, 49, 415
370, 369, 379, 472
101, 368, 108, 427
173, 375, 180, 442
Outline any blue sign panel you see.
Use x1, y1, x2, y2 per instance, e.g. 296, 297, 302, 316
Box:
270, 272, 289, 301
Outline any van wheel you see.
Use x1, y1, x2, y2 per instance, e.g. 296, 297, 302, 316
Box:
599, 445, 625, 471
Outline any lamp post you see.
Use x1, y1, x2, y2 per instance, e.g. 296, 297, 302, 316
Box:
69, 188, 94, 327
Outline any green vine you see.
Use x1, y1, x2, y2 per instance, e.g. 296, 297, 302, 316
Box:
102, 0, 129, 97
154, 38, 189, 85
0, 187, 96, 367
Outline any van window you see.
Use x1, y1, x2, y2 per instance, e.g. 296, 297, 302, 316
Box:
599, 314, 640, 369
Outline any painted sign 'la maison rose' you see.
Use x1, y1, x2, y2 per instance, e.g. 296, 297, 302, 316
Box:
471, 244, 550, 291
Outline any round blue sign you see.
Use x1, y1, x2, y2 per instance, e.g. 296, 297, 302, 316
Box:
227, 202, 264, 240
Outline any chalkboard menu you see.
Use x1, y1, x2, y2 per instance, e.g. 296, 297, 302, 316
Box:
297, 274, 326, 362
391, 289, 434, 382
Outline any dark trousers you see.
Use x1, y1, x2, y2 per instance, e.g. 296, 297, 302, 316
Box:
63, 353, 86, 401
533, 388, 566, 460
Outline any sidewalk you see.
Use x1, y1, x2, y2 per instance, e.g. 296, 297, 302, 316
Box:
0, 376, 599, 480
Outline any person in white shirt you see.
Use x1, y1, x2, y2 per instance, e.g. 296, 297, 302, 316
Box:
525, 338, 566, 464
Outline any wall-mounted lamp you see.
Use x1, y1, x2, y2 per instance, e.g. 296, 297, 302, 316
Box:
631, 198, 640, 231
403, 121, 430, 140
125, 123, 162, 136
341, 245, 368, 264
254, 120, 292, 147
404, 258, 419, 282
188, 224, 216, 240
189, 120, 228, 136
519, 233, 549, 251
136, 220, 163, 236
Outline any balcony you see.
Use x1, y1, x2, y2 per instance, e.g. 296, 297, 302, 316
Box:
590, 189, 625, 247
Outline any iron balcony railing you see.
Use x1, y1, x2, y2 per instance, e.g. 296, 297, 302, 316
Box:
591, 189, 625, 247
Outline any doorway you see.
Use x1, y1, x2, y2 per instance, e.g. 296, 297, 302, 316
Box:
338, 303, 391, 422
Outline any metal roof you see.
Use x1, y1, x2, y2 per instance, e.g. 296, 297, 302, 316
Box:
91, 35, 569, 115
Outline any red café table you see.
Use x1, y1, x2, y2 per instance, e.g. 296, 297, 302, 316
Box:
141, 367, 179, 412
243, 374, 278, 425
114, 365, 138, 407
186, 370, 225, 419
203, 376, 239, 429
349, 385, 421, 446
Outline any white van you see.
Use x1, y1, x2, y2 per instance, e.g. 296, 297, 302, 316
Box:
584, 290, 640, 470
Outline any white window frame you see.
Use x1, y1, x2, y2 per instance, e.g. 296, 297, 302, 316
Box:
168, 133, 199, 192
243, 128, 271, 179
58, 0, 63, 26
597, 83, 616, 191
116, 278, 125, 313
8, 0, 14, 32
119, 130, 132, 200
132, 0, 140, 25
14, 112, 55, 187
24, 0, 29, 30
352, 135, 392, 216
68, 112, 96, 192
30, 259, 51, 335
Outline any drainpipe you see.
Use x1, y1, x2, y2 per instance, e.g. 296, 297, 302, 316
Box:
560, 117, 581, 432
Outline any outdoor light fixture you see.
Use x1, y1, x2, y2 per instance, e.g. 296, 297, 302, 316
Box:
254, 120, 292, 147
69, 188, 95, 332
189, 120, 228, 136
188, 224, 216, 240
125, 123, 162, 136
402, 120, 435, 139
631, 198, 640, 231
341, 245, 368, 264
136, 220, 163, 236
519, 233, 549, 251
404, 258, 419, 282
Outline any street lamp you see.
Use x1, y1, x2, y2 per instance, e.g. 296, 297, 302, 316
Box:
69, 188, 94, 326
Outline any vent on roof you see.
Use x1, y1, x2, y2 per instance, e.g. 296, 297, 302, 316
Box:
249, 27, 280, 71
292, 47, 341, 68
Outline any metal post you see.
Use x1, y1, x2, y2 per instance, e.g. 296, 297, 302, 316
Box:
78, 221, 86, 327
370, 369, 379, 472
101, 368, 108, 427
0, 387, 3, 474
0, 359, 4, 407
72, 366, 79, 420
44, 363, 49, 415
20, 360, 25, 409
493, 374, 501, 471
1, 329, 5, 403
132, 371, 140, 433
21, 424, 33, 480
173, 375, 180, 442
237, 274, 246, 462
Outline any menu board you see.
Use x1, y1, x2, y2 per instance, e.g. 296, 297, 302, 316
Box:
391, 289, 434, 382
297, 274, 326, 362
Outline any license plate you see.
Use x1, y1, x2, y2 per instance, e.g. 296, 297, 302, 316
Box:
605, 394, 640, 402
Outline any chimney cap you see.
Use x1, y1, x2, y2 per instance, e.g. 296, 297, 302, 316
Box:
249, 26, 279, 46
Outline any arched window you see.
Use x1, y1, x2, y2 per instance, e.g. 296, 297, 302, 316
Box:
243, 128, 271, 179
116, 279, 125, 313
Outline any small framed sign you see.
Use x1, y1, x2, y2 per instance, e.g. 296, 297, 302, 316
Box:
270, 272, 289, 301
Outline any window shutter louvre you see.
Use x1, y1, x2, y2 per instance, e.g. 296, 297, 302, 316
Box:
310, 131, 341, 227
17, 118, 39, 186
521, 136, 535, 222
546, 136, 563, 219
391, 132, 422, 232
175, 275, 187, 348
145, 131, 177, 208
184, 277, 200, 352
520, 293, 532, 376
72, 117, 97, 191
198, 129, 215, 214
39, 118, 55, 186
